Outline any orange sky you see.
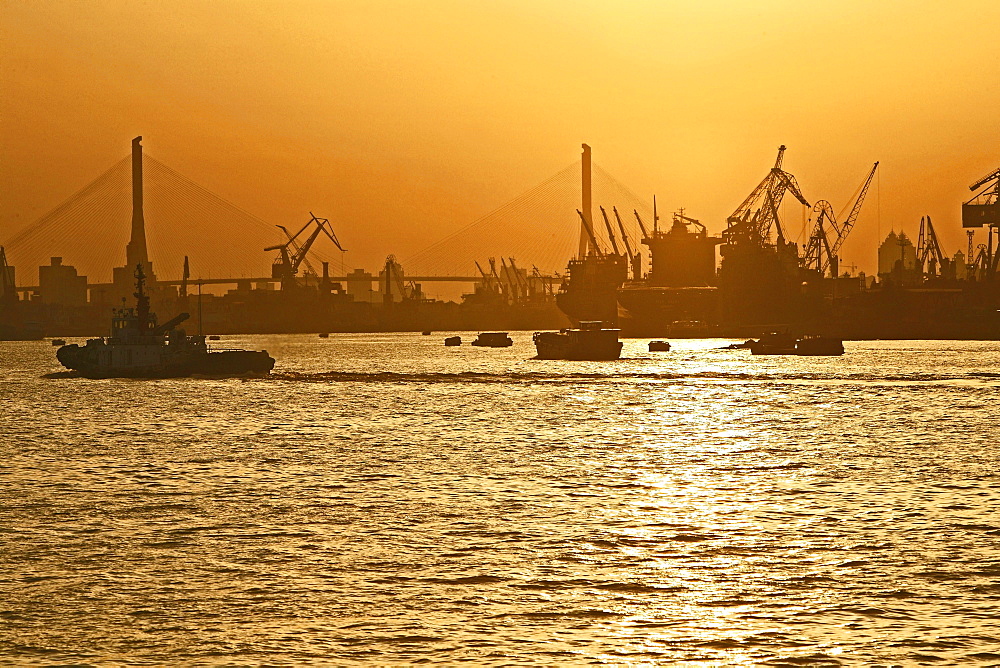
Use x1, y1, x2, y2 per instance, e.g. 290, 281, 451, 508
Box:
2, 0, 999, 276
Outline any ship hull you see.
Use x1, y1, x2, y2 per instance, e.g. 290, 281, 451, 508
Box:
57, 344, 274, 378
532, 329, 622, 360
616, 286, 720, 337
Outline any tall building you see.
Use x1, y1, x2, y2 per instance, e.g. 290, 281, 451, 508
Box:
878, 231, 917, 276
38, 257, 88, 306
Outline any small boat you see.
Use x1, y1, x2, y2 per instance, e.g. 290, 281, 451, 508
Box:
648, 340, 671, 352
318, 333, 329, 338
795, 336, 844, 356
722, 339, 755, 350
444, 335, 462, 346
421, 330, 432, 335
51, 338, 66, 346
749, 332, 798, 355
208, 335, 221, 341
471, 332, 513, 347
533, 321, 622, 360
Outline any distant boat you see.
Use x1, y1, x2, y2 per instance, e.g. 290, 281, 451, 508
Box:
51, 338, 66, 346
208, 335, 221, 341
648, 340, 671, 352
471, 332, 513, 347
533, 321, 622, 360
421, 330, 432, 335
0, 321, 44, 341
749, 332, 798, 355
318, 333, 329, 338
56, 264, 275, 378
795, 336, 844, 356
444, 336, 461, 346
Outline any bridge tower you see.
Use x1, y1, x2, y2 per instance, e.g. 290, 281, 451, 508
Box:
112, 136, 157, 304
579, 143, 593, 258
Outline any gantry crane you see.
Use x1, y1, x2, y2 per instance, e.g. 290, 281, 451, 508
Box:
803, 162, 879, 278
963, 167, 1000, 275
725, 145, 810, 248
264, 212, 346, 289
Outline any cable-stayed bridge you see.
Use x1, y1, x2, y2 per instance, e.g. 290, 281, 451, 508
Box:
4, 148, 654, 289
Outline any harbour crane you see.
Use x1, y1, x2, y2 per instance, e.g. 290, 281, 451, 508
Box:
599, 207, 621, 256
632, 210, 651, 240
917, 215, 946, 277
474, 260, 499, 296
576, 209, 604, 256
507, 257, 530, 300
264, 213, 346, 289
0, 247, 17, 303
612, 207, 642, 280
803, 162, 879, 277
673, 209, 706, 234
725, 145, 810, 248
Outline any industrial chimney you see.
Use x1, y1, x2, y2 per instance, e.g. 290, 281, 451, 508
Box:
580, 143, 593, 258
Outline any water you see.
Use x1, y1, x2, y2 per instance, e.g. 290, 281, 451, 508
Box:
2, 334, 1000, 665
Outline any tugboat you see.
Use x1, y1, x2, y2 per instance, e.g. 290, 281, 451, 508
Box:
56, 265, 275, 378
444, 335, 462, 346
471, 332, 513, 347
533, 321, 623, 360
648, 340, 671, 352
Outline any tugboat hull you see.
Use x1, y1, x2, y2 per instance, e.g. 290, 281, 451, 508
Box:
533, 322, 623, 360
57, 344, 275, 378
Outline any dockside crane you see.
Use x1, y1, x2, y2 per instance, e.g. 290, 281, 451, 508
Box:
963, 167, 1000, 276
725, 145, 810, 248
917, 215, 946, 277
632, 210, 651, 241
599, 207, 621, 256
673, 210, 707, 234
474, 260, 499, 296
507, 257, 530, 300
264, 213, 346, 290
613, 207, 642, 281
576, 209, 604, 256
0, 246, 17, 303
803, 162, 879, 277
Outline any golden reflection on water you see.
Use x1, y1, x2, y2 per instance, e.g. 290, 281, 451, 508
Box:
2, 335, 1000, 664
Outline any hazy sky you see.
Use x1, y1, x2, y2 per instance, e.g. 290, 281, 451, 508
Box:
3, 0, 999, 275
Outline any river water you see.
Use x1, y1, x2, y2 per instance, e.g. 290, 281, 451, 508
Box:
2, 334, 1000, 665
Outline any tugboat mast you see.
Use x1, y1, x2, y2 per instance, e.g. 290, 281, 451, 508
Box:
133, 263, 151, 333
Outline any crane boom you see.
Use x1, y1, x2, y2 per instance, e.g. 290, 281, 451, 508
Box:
612, 207, 634, 258
970, 167, 1000, 192
633, 210, 651, 240
576, 209, 604, 256
829, 162, 878, 258
599, 206, 621, 255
